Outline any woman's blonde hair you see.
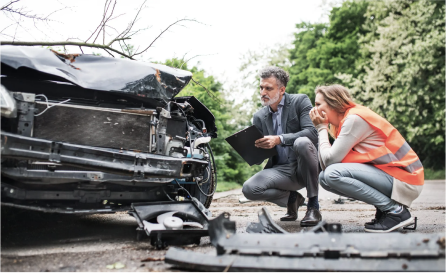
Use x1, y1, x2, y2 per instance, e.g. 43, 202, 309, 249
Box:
315, 84, 355, 138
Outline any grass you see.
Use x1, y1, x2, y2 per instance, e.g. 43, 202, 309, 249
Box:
424, 168, 445, 180
214, 168, 444, 193
216, 181, 242, 192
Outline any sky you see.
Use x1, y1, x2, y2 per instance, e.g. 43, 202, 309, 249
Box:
0, 0, 332, 102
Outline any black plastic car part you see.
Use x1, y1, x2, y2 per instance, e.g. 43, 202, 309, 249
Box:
246, 207, 288, 234
165, 208, 445, 272
129, 200, 210, 249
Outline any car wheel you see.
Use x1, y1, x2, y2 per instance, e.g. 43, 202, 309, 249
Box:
184, 144, 216, 209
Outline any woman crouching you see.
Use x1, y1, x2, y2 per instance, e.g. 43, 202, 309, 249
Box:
309, 84, 423, 233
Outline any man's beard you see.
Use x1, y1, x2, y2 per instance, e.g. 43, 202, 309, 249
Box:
261, 92, 280, 106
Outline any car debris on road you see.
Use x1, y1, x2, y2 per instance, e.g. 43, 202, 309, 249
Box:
129, 198, 211, 249
165, 208, 445, 272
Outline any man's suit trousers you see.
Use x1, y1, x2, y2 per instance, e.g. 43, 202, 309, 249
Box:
242, 137, 319, 207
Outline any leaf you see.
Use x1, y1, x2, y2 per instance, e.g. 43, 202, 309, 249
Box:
114, 262, 125, 269
105, 262, 125, 269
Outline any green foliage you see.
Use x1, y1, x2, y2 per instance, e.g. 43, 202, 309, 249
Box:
287, 1, 369, 102
164, 59, 263, 184
283, 0, 444, 169
287, 22, 328, 101
216, 181, 242, 192
239, 43, 292, 88
340, 0, 445, 169
424, 168, 445, 180
239, 43, 292, 116
120, 44, 135, 58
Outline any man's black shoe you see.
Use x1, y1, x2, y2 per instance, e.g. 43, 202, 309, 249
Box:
300, 207, 322, 227
364, 207, 383, 226
280, 192, 305, 221
364, 206, 414, 233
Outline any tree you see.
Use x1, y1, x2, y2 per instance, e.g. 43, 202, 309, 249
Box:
238, 43, 293, 122
287, 0, 369, 102
338, 0, 445, 169
1, 0, 70, 41
287, 22, 328, 102
1, 0, 201, 59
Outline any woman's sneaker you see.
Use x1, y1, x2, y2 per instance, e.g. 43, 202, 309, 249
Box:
364, 206, 414, 233
364, 207, 383, 226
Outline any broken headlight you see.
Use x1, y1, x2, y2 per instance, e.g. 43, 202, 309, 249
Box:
0, 85, 17, 118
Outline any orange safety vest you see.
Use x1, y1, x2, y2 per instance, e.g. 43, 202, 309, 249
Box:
337, 105, 424, 186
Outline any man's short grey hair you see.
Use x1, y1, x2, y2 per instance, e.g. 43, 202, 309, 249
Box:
259, 66, 290, 88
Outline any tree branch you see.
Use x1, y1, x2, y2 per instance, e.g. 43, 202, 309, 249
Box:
117, 0, 147, 39
191, 78, 220, 102
180, 54, 215, 69
85, 0, 113, 43
106, 37, 130, 47
132, 18, 200, 57
1, 40, 134, 59
0, 23, 15, 33
0, 0, 20, 11
92, 0, 115, 44
103, 48, 115, 57
1, 1, 205, 68
1, 0, 71, 42
2, 5, 56, 22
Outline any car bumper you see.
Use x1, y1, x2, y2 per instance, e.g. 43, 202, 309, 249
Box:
1, 131, 208, 179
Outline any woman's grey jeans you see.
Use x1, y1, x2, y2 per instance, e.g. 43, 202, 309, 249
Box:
319, 163, 399, 212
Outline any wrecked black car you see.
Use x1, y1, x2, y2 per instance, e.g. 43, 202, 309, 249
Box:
0, 46, 217, 213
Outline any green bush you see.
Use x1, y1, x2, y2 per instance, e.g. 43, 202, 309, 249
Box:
216, 181, 242, 192
424, 168, 445, 180
288, 0, 445, 170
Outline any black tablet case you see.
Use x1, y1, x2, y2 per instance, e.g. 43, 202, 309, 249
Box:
225, 125, 278, 166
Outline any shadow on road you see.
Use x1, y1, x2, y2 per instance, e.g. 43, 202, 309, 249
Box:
1, 206, 137, 250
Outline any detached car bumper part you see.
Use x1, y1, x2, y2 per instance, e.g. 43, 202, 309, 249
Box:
165, 209, 446, 272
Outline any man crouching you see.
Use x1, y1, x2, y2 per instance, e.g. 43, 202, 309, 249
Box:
242, 66, 321, 227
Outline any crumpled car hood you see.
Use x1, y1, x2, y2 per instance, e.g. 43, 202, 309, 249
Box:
1, 46, 192, 100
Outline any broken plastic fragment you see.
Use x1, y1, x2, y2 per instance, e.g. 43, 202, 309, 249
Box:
183, 222, 204, 229
143, 220, 165, 234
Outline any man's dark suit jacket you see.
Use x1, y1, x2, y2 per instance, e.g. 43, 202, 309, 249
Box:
252, 92, 318, 169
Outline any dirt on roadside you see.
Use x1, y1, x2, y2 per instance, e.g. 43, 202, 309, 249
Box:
1, 181, 445, 272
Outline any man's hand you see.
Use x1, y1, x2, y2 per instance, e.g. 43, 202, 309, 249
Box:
255, 135, 281, 149
309, 107, 328, 126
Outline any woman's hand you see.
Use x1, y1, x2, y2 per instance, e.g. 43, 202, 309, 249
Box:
309, 107, 328, 126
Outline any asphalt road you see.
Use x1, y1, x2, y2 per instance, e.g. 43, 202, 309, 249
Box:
1, 180, 445, 271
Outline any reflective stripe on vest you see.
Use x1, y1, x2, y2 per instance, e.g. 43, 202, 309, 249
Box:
337, 105, 424, 186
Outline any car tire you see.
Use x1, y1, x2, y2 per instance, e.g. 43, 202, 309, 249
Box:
184, 144, 216, 209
